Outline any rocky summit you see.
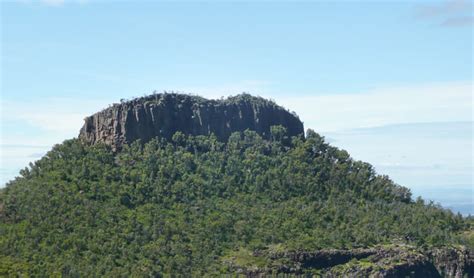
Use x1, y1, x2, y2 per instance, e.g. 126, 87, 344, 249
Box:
79, 93, 304, 150
3, 92, 473, 277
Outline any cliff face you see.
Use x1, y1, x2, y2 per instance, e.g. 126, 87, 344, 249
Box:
225, 245, 473, 278
428, 246, 473, 278
79, 93, 304, 150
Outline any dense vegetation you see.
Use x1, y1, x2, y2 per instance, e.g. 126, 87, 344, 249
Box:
0, 127, 469, 276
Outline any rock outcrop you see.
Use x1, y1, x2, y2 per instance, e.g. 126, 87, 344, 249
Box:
79, 93, 304, 150
223, 245, 473, 277
428, 246, 474, 278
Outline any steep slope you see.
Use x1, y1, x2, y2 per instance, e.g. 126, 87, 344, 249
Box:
79, 93, 304, 150
1, 93, 472, 277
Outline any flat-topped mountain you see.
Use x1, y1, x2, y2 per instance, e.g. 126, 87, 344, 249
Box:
2, 92, 472, 277
79, 93, 304, 150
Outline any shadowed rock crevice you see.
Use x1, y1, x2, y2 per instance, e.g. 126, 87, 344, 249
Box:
225, 246, 472, 277
79, 93, 304, 150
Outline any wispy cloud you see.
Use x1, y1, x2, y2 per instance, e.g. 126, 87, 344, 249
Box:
415, 0, 472, 18
27, 152, 46, 158
415, 0, 473, 27
320, 121, 473, 207
441, 16, 474, 27
0, 144, 52, 185
0, 79, 270, 146
1, 81, 471, 140
0, 95, 110, 185
269, 81, 472, 132
0, 96, 113, 147
1, 81, 472, 201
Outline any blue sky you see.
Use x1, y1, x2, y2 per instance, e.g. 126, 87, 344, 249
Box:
1, 0, 472, 213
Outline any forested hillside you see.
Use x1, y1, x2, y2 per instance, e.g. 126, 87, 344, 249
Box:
1, 127, 471, 276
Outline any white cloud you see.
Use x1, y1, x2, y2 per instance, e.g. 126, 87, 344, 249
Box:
1, 81, 471, 141
318, 120, 472, 214
415, 0, 472, 18
266, 81, 472, 132
415, 0, 473, 27
1, 81, 472, 196
0, 96, 112, 185
441, 16, 474, 27
0, 97, 113, 145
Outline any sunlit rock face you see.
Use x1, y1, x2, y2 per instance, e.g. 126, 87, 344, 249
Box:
79, 93, 304, 150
